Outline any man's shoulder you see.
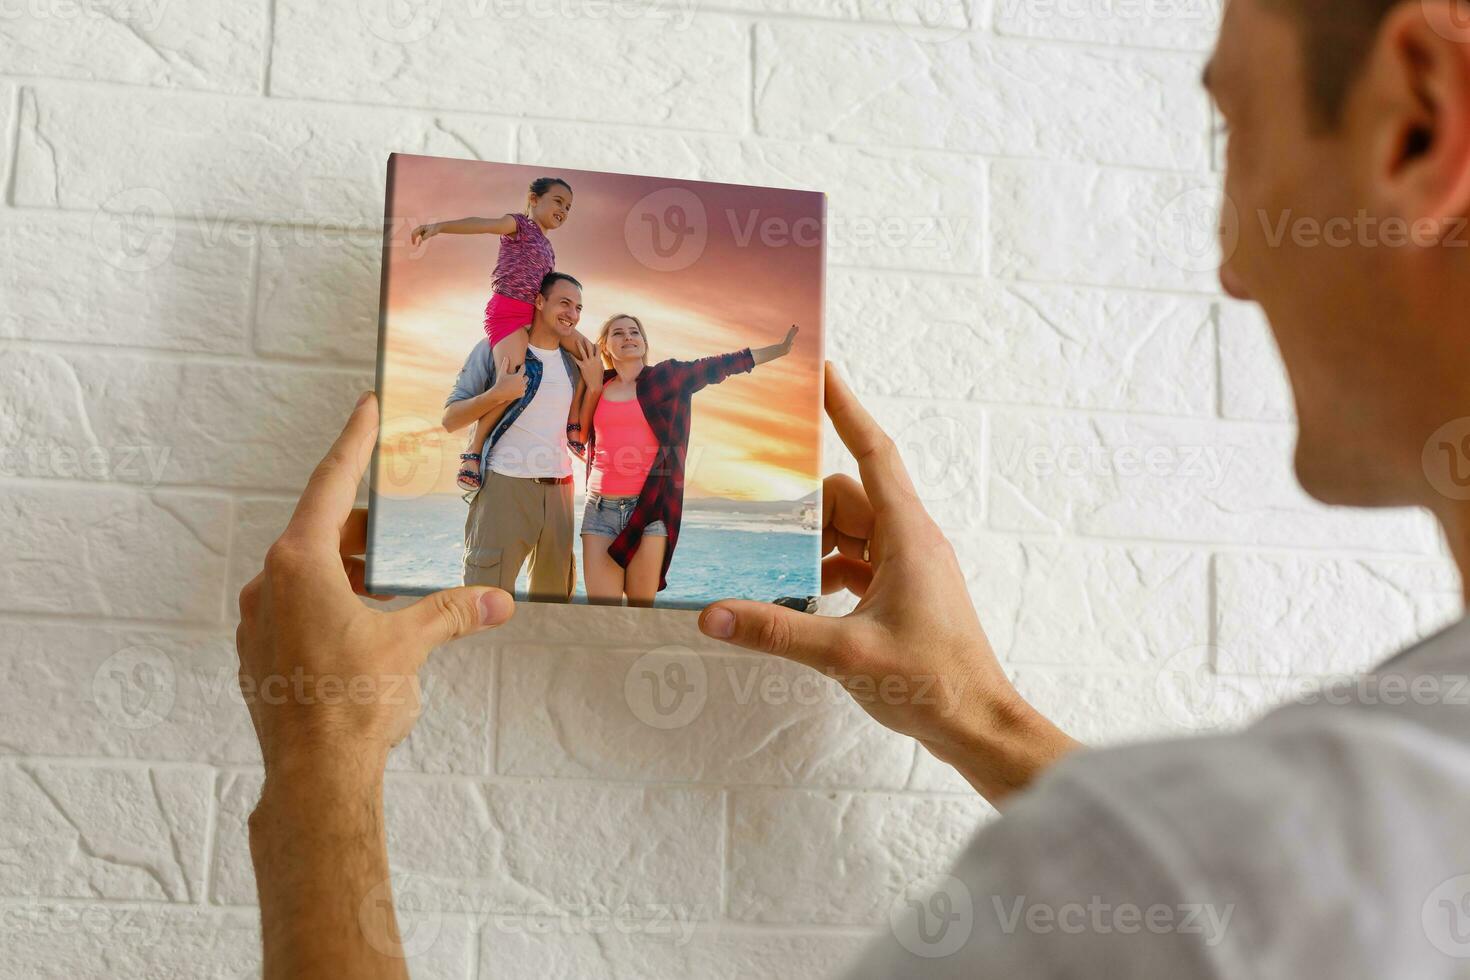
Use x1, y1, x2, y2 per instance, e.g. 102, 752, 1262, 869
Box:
447, 339, 496, 404
463, 338, 493, 368
459, 339, 496, 381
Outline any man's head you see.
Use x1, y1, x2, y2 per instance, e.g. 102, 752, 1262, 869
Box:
1209, 0, 1470, 517
532, 272, 583, 339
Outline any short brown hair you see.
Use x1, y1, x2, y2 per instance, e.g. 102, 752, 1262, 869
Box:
1270, 0, 1401, 128
596, 314, 650, 369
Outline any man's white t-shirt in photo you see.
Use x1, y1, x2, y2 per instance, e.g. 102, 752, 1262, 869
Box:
486, 345, 574, 480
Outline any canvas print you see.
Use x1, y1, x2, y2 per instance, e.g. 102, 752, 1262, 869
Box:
366, 154, 824, 610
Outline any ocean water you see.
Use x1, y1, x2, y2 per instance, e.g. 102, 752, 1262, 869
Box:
367, 492, 820, 609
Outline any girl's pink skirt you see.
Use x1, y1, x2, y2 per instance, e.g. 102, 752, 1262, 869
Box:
483, 293, 536, 347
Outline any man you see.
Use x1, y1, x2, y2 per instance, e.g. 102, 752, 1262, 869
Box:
237, 0, 1470, 975
442, 271, 590, 601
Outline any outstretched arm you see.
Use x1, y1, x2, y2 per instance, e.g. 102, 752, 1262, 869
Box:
411, 214, 519, 245
677, 324, 800, 397
751, 323, 799, 366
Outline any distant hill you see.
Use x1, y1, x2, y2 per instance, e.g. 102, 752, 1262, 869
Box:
685, 490, 818, 516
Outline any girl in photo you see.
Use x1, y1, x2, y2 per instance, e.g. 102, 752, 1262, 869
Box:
573, 314, 799, 606
410, 176, 590, 490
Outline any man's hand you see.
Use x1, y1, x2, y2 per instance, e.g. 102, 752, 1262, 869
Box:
698, 365, 1078, 806
409, 223, 437, 247
237, 391, 515, 773
237, 392, 514, 979
488, 356, 528, 403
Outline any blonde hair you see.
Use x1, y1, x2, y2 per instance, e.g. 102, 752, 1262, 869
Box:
596, 314, 650, 369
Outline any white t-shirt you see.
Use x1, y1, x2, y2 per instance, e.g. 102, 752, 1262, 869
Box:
845, 614, 1470, 979
486, 345, 574, 480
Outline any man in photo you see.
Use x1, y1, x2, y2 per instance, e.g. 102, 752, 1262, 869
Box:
441, 271, 597, 600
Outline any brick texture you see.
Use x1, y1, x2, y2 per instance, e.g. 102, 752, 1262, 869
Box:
0, 4, 1462, 978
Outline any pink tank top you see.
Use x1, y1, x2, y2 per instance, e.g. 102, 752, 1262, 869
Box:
589, 395, 659, 497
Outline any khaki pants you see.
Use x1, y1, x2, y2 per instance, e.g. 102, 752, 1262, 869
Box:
463, 470, 576, 601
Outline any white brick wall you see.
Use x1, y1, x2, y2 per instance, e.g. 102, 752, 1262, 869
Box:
0, 1, 1462, 978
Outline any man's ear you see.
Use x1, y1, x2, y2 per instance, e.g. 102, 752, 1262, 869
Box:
1365, 1, 1470, 225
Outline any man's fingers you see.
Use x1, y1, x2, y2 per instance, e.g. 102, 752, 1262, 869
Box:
824, 363, 920, 516
822, 555, 872, 597
342, 508, 369, 556
822, 474, 873, 552
287, 392, 379, 545
833, 531, 870, 562
390, 586, 515, 649
698, 599, 844, 670
344, 556, 393, 600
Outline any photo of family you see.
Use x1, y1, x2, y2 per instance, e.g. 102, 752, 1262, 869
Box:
366, 154, 824, 610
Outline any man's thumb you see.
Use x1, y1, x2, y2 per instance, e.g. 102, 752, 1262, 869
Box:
393, 587, 515, 648
698, 600, 835, 668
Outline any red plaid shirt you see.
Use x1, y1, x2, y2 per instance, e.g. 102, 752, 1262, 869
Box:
574, 349, 755, 592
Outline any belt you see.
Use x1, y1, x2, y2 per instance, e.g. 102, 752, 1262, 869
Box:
529, 475, 573, 486
587, 492, 637, 506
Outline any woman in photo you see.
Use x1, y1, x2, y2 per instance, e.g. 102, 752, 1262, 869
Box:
409, 176, 590, 491
573, 314, 799, 606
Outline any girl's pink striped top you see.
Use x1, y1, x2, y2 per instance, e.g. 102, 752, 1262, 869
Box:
491, 213, 555, 303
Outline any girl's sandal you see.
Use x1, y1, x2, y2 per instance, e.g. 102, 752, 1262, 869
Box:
456, 453, 483, 493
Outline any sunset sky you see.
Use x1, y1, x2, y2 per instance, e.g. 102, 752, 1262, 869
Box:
373, 154, 825, 502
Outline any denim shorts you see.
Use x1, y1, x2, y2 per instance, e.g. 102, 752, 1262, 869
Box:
581, 492, 667, 538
